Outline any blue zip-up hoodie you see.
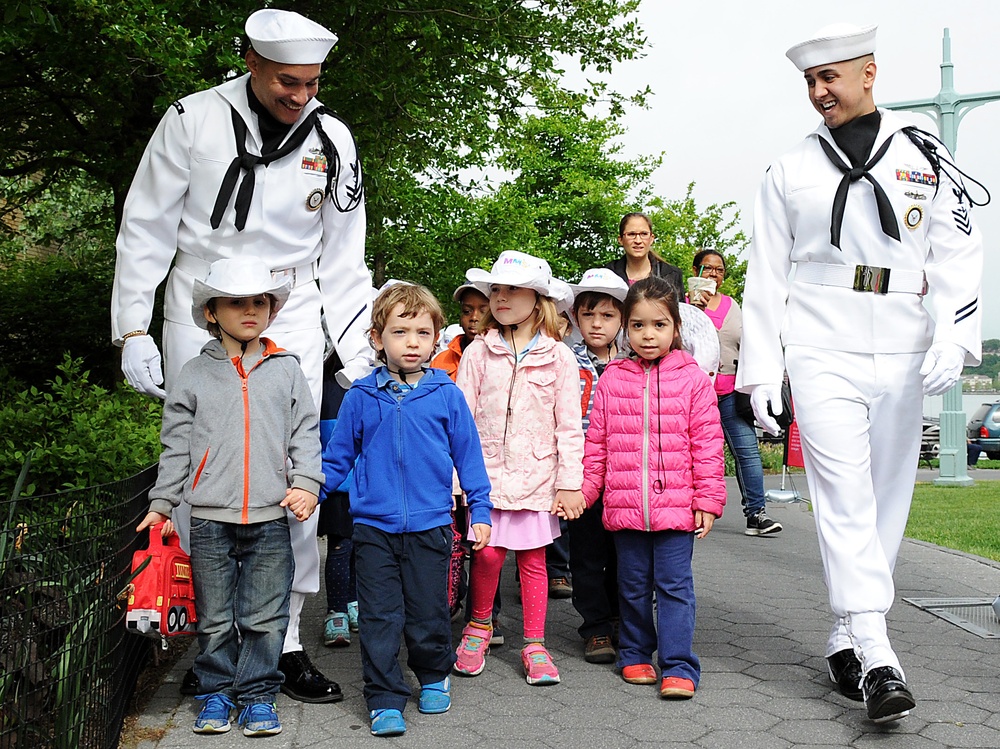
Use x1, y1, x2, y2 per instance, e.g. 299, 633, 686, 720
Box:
321, 367, 493, 533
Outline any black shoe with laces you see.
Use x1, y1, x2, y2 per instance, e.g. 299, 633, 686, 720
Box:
827, 649, 863, 701
862, 666, 915, 723
279, 650, 343, 703
745, 510, 783, 536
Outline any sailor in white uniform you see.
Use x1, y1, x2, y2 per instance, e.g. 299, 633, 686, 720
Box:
737, 23, 983, 724
112, 9, 373, 703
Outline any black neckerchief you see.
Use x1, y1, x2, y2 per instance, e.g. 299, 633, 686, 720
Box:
246, 81, 292, 156
819, 110, 900, 249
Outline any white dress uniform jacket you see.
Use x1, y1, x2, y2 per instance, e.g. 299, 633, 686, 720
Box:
737, 109, 983, 391
111, 73, 371, 385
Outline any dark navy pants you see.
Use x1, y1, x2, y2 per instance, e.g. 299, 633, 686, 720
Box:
353, 523, 455, 712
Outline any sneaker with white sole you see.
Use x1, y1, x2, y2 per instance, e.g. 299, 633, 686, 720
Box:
193, 693, 235, 734
324, 612, 350, 647
238, 702, 282, 737
745, 510, 783, 536
521, 644, 560, 685
453, 622, 491, 676
347, 600, 359, 632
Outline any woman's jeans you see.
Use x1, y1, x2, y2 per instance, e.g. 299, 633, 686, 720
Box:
718, 392, 767, 518
190, 517, 293, 704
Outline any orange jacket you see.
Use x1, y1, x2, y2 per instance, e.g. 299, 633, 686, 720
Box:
431, 336, 465, 382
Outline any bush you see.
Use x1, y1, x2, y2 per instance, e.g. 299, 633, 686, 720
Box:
0, 356, 162, 497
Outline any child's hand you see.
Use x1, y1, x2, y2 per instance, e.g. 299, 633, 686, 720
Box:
470, 523, 491, 551
281, 488, 319, 521
552, 490, 585, 520
694, 510, 716, 539
136, 511, 172, 536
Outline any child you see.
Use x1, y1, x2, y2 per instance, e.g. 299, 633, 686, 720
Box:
432, 283, 490, 380
566, 268, 629, 665
582, 275, 725, 699
453, 250, 585, 686
137, 257, 323, 737
321, 282, 493, 737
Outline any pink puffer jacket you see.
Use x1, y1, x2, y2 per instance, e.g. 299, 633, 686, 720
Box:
582, 349, 726, 532
457, 329, 584, 511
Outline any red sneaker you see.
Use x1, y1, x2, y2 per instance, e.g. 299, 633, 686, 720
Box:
622, 664, 657, 685
659, 676, 695, 699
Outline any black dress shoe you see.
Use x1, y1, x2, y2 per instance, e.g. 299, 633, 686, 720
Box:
826, 649, 863, 701
862, 666, 915, 723
279, 650, 343, 703
179, 667, 200, 696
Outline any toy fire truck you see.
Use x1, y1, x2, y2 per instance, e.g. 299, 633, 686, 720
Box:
126, 523, 197, 643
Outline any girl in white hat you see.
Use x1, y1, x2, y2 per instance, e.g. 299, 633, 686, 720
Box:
452, 251, 585, 686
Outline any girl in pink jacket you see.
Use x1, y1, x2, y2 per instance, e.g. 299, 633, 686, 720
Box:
582, 276, 726, 700
453, 251, 586, 686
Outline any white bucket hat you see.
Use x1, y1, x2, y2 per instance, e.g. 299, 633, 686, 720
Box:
569, 268, 630, 302
451, 282, 487, 302
245, 9, 338, 65
548, 278, 575, 317
191, 257, 292, 330
786, 23, 877, 71
466, 251, 553, 297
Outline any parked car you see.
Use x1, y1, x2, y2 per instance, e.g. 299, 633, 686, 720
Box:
967, 400, 1000, 461
921, 417, 940, 461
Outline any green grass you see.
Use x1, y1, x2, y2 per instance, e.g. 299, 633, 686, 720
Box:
906, 482, 1000, 562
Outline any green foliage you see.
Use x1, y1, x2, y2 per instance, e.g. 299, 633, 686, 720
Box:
0, 357, 162, 497
907, 482, 1000, 562
0, 250, 122, 387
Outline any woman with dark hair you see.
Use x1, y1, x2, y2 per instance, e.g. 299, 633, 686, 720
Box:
690, 249, 782, 537
605, 213, 684, 298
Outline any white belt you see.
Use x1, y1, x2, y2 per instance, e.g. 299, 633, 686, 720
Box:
174, 251, 318, 289
795, 262, 926, 295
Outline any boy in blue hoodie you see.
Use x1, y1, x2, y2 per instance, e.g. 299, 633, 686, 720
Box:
321, 282, 492, 737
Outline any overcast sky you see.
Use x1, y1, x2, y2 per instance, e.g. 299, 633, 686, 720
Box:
599, 0, 1000, 338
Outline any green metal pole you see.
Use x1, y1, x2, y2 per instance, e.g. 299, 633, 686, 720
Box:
884, 28, 1000, 486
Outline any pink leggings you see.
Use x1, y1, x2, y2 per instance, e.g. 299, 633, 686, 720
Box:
469, 545, 548, 641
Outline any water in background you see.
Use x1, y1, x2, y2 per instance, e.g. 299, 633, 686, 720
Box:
924, 392, 1000, 420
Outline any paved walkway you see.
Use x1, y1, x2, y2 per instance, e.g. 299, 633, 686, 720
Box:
133, 474, 1000, 748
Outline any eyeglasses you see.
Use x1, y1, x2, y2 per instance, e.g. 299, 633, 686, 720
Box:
698, 266, 725, 277
623, 231, 652, 240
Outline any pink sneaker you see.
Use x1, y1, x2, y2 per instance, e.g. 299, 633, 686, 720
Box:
521, 644, 560, 686
453, 622, 491, 676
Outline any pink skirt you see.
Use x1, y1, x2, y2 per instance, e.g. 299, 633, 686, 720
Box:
468, 509, 560, 551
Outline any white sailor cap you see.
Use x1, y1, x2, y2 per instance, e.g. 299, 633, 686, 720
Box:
245, 9, 338, 65
786, 23, 877, 72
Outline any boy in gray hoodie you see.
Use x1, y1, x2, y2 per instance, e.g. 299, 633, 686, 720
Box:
137, 257, 323, 738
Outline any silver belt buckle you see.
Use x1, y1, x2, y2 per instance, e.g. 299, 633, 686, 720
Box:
853, 264, 890, 294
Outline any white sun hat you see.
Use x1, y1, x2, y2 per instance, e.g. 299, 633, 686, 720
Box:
245, 9, 339, 65
569, 267, 630, 302
191, 257, 291, 330
466, 251, 553, 297
786, 23, 877, 71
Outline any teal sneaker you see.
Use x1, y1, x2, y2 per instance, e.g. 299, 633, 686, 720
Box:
238, 702, 282, 737
369, 708, 406, 736
324, 611, 351, 647
418, 677, 451, 714
192, 693, 234, 734
347, 600, 359, 632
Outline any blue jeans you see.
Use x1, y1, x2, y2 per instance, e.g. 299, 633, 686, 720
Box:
614, 529, 699, 685
718, 392, 767, 517
190, 517, 293, 705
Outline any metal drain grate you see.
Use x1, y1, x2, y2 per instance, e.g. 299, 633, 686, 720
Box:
903, 597, 1000, 638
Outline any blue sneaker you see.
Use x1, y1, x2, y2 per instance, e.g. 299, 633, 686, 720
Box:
369, 708, 406, 736
347, 600, 359, 632
192, 693, 234, 734
418, 677, 451, 714
238, 702, 282, 737
324, 612, 351, 647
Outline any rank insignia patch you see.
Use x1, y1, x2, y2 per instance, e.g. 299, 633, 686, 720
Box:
306, 189, 324, 211
904, 205, 923, 231
896, 169, 937, 187
904, 191, 927, 200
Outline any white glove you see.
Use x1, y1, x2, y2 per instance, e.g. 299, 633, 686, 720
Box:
121, 335, 167, 399
335, 354, 375, 390
919, 342, 966, 397
749, 383, 783, 436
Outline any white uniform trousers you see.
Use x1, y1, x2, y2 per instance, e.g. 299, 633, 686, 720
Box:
784, 344, 924, 678
160, 264, 326, 652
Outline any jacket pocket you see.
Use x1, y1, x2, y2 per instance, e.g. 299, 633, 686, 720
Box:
192, 447, 210, 490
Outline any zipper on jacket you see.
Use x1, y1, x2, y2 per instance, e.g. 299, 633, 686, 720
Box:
396, 399, 408, 530
642, 365, 651, 532
234, 353, 267, 525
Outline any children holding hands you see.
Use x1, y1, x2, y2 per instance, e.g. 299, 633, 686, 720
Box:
453, 251, 586, 686
137, 257, 324, 737
582, 275, 726, 699
320, 282, 493, 737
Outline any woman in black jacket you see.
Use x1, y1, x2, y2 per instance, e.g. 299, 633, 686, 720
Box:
605, 212, 684, 298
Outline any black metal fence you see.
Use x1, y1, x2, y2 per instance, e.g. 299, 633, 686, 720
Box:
1, 464, 158, 749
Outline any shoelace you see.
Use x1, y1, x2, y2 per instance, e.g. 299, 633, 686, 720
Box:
525, 649, 553, 668
461, 633, 487, 651
241, 703, 276, 724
